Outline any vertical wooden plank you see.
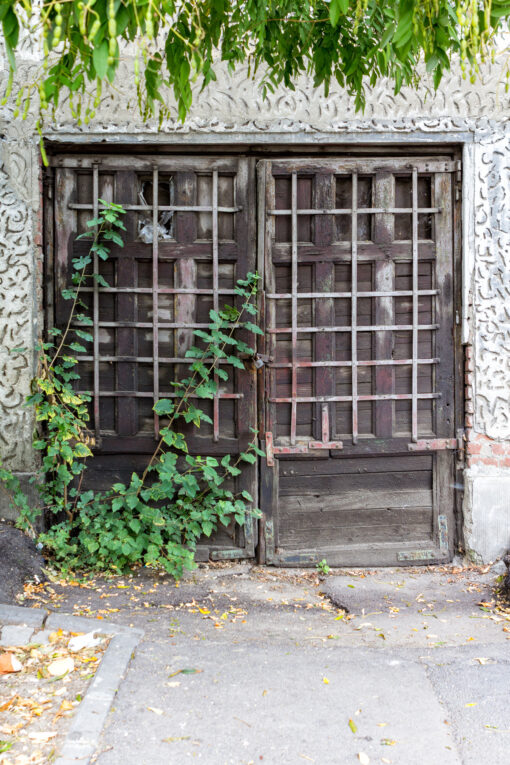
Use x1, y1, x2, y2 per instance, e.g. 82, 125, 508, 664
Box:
434, 172, 455, 439
174, 171, 197, 394
264, 162, 277, 441
234, 157, 258, 553
43, 168, 55, 337
433, 171, 455, 553
260, 453, 279, 563
54, 168, 76, 327
374, 172, 395, 437
115, 170, 139, 438
313, 172, 335, 441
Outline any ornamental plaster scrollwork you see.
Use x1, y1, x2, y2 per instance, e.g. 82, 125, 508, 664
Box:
473, 133, 510, 440
0, 147, 37, 471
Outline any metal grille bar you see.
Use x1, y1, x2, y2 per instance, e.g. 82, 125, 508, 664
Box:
77, 391, 243, 399
212, 169, 220, 442
266, 290, 438, 299
268, 324, 439, 334
291, 172, 298, 445
412, 168, 419, 442
69, 203, 241, 213
78, 288, 237, 295
268, 207, 440, 215
351, 172, 358, 444
270, 393, 440, 403
92, 163, 100, 438
268, 358, 438, 368
152, 165, 160, 438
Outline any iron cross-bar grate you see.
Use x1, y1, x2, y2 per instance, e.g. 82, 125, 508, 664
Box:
68, 163, 245, 442
265, 165, 448, 449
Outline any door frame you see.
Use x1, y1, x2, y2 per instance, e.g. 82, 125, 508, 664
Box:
44, 139, 465, 565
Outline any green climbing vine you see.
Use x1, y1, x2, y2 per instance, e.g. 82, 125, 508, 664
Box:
0, 202, 263, 580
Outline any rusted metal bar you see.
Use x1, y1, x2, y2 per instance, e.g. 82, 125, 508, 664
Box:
268, 323, 439, 334
266, 290, 438, 299
270, 393, 440, 403
265, 431, 275, 467
412, 168, 419, 442
212, 169, 220, 442
351, 171, 358, 444
290, 171, 298, 446
152, 166, 160, 439
407, 437, 458, 451
268, 358, 439, 368
76, 391, 244, 399
79, 287, 237, 295
268, 207, 441, 215
69, 203, 241, 213
92, 163, 100, 438
73, 321, 238, 329
321, 403, 329, 443
75, 355, 238, 364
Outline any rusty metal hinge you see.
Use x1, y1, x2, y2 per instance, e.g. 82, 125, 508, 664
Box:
407, 436, 461, 452
454, 159, 462, 201
397, 514, 449, 562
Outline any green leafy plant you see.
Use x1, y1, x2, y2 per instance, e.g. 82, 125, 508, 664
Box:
316, 558, 331, 575
39, 272, 264, 579
1, 199, 127, 535
0, 204, 264, 580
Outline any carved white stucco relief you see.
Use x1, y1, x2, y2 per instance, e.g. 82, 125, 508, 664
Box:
0, 145, 37, 470
472, 134, 510, 440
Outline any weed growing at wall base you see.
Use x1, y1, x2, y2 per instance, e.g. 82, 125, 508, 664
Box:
0, 204, 263, 580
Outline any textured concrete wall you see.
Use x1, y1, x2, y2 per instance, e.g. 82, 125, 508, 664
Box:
0, 44, 509, 559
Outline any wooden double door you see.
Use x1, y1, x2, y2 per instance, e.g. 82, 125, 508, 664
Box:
48, 152, 461, 565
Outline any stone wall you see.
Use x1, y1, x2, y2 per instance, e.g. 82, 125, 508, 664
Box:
0, 46, 509, 561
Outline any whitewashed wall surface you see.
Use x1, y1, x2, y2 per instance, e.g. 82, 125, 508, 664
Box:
0, 40, 509, 562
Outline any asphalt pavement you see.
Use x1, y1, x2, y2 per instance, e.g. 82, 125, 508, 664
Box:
22, 561, 509, 765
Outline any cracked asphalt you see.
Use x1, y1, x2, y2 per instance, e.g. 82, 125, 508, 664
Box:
22, 562, 510, 764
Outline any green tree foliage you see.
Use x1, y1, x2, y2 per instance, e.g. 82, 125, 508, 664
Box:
1, 1, 509, 131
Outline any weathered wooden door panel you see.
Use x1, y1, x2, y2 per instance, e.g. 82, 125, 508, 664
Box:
50, 155, 257, 560
259, 157, 459, 566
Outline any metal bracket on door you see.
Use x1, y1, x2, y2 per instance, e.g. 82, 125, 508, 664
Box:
407, 437, 459, 452
265, 406, 343, 467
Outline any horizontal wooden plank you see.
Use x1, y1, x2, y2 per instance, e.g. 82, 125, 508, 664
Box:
279, 520, 433, 548
272, 242, 436, 263
279, 488, 433, 513
279, 469, 431, 496
50, 155, 241, 172
270, 158, 454, 174
279, 505, 432, 529
73, 240, 239, 260
278, 454, 433, 476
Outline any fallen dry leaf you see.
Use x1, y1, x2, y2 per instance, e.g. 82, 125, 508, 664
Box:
47, 657, 74, 677
27, 731, 58, 743
357, 753, 370, 765
0, 654, 22, 674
